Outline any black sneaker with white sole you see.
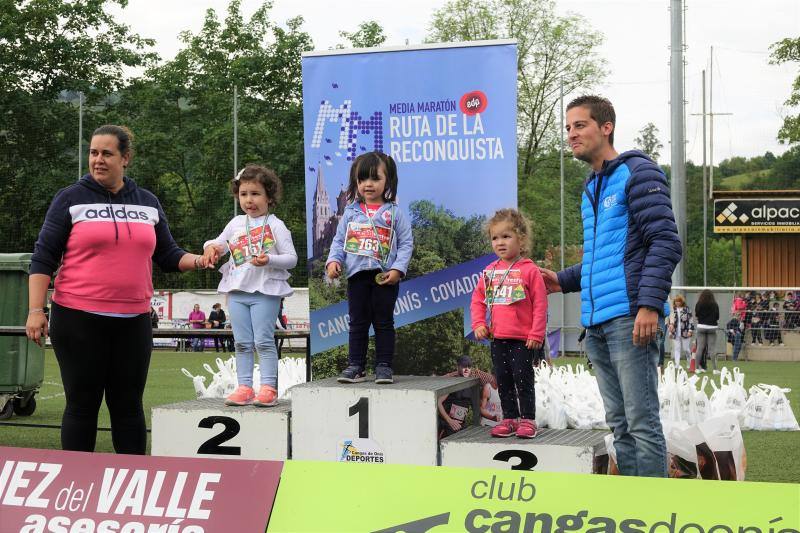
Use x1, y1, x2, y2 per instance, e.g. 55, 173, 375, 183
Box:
375, 365, 394, 384
338, 365, 366, 383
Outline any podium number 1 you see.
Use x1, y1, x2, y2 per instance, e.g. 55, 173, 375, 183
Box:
349, 397, 369, 438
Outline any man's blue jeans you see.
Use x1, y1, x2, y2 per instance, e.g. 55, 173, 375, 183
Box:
585, 314, 667, 477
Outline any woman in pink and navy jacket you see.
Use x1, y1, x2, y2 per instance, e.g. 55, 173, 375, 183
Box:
26, 125, 209, 455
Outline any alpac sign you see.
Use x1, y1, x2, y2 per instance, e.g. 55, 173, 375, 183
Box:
713, 199, 800, 233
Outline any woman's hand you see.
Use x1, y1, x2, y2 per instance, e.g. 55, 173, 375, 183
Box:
26, 311, 48, 346
202, 245, 223, 267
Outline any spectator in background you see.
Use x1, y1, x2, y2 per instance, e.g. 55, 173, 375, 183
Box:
726, 314, 744, 362
732, 292, 747, 321
748, 294, 764, 345
149, 307, 159, 329
694, 289, 719, 374
208, 303, 227, 352
480, 378, 503, 427
208, 303, 227, 353
783, 292, 798, 330
765, 302, 784, 346
275, 298, 288, 358
668, 295, 693, 368
438, 356, 474, 438
188, 303, 206, 352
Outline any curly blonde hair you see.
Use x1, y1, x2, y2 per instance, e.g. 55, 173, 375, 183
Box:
486, 208, 532, 257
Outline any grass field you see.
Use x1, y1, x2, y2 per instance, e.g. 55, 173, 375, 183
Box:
1, 350, 798, 483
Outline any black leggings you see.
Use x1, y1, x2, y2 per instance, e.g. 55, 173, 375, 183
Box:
491, 338, 536, 420
50, 302, 152, 454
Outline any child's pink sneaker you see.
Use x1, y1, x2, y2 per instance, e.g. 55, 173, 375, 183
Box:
253, 385, 278, 407
225, 385, 255, 406
516, 419, 538, 439
490, 418, 518, 438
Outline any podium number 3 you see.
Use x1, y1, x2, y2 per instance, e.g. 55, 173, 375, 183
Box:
197, 416, 241, 455
349, 397, 369, 438
493, 450, 538, 470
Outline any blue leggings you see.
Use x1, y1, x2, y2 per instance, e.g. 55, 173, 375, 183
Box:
228, 291, 281, 388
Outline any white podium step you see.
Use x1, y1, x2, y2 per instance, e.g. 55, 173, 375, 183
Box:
440, 426, 609, 474
151, 398, 291, 460
291, 375, 479, 466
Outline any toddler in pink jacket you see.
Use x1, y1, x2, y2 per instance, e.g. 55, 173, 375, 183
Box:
471, 209, 547, 439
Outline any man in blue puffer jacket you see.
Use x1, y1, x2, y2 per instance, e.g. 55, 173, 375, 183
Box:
542, 95, 681, 477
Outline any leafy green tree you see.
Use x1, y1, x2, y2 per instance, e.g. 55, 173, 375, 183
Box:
0, 0, 156, 253
337, 21, 387, 49
426, 0, 608, 178
634, 122, 663, 162
770, 37, 800, 145
103, 0, 313, 288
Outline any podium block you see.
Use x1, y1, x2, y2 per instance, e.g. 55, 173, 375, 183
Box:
440, 426, 609, 474
291, 375, 479, 466
151, 398, 291, 460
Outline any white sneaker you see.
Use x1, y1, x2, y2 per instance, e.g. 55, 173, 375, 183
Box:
713, 370, 721, 375
780, 343, 785, 346
696, 368, 706, 374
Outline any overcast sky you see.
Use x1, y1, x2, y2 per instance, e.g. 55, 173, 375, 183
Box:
115, 0, 799, 165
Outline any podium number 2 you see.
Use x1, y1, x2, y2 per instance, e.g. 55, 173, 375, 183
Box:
197, 416, 241, 455
349, 397, 369, 438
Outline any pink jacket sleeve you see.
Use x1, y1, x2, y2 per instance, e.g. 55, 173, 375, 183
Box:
527, 266, 548, 342
471, 272, 488, 331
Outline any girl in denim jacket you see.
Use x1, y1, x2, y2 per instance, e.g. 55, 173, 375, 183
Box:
326, 152, 413, 384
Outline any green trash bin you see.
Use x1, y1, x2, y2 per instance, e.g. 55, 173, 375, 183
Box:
0, 253, 45, 419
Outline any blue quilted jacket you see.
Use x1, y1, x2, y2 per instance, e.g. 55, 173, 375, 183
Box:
557, 150, 682, 327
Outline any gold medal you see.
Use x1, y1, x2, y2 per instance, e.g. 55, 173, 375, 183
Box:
375, 272, 386, 283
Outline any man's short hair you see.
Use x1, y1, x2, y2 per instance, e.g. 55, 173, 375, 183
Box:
566, 95, 616, 145
456, 356, 472, 368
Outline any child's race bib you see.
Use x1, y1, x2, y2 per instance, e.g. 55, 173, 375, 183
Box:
484, 269, 526, 305
345, 222, 390, 262
228, 224, 275, 266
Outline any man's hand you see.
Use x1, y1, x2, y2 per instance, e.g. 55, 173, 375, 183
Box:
540, 268, 562, 294
474, 325, 489, 341
633, 307, 659, 346
326, 261, 341, 279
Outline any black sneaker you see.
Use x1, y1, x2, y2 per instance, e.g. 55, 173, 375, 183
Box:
375, 365, 394, 384
338, 365, 366, 383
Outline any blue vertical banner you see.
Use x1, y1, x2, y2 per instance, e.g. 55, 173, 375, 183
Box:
304, 41, 517, 356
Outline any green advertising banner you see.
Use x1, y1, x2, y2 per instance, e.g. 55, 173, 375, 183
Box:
268, 461, 799, 533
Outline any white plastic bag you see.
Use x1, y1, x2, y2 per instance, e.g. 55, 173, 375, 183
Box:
742, 385, 769, 430
698, 413, 747, 481
663, 421, 699, 479
761, 385, 800, 431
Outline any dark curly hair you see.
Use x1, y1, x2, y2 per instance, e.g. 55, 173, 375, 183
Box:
230, 165, 283, 208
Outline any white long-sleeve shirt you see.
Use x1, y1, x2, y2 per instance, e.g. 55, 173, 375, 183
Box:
204, 214, 297, 297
